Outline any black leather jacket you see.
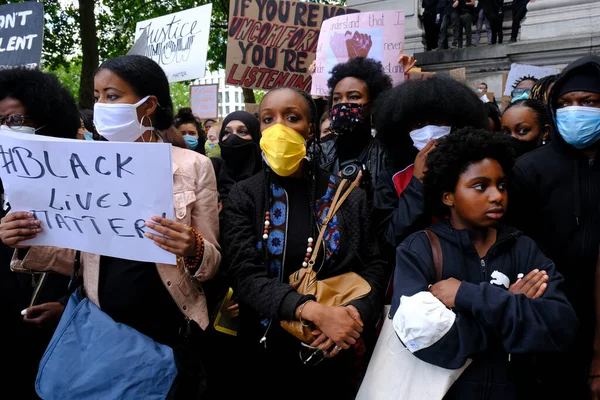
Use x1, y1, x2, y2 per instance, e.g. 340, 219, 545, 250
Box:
320, 136, 391, 201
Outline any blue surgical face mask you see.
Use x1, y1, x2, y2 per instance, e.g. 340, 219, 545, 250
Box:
511, 89, 531, 103
556, 106, 600, 149
477, 88, 484, 93
83, 131, 94, 141
184, 134, 199, 150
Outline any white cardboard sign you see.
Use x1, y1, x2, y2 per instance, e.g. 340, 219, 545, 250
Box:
0, 132, 176, 264
504, 63, 562, 96
134, 4, 213, 83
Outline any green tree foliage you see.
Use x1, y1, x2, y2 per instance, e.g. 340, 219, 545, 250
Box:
6, 0, 345, 108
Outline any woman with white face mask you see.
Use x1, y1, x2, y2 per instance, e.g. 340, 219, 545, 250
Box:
372, 77, 489, 260
0, 55, 222, 398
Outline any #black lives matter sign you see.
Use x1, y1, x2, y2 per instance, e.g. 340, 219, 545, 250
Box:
0, 132, 176, 264
0, 2, 44, 69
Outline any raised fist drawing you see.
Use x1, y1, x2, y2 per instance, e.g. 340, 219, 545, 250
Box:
330, 32, 350, 62
345, 31, 372, 59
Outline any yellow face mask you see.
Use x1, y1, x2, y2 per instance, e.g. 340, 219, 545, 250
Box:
260, 124, 307, 177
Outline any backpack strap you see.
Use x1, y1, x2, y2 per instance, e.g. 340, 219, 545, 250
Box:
424, 230, 444, 282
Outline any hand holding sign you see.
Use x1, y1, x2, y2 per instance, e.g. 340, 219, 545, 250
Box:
398, 53, 417, 73
345, 31, 373, 59
144, 216, 197, 257
0, 211, 42, 248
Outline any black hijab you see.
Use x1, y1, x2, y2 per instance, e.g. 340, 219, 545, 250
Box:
218, 111, 262, 183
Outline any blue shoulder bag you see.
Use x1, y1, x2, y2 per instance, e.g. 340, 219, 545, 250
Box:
35, 252, 178, 400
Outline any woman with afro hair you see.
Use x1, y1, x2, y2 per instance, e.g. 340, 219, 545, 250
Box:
390, 128, 577, 400
320, 57, 393, 198
0, 67, 80, 398
0, 67, 80, 139
372, 77, 489, 254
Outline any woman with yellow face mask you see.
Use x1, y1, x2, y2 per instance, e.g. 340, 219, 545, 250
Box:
221, 87, 386, 399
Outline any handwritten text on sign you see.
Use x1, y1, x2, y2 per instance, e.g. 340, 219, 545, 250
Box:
134, 4, 212, 83
190, 84, 219, 119
311, 10, 405, 97
0, 132, 175, 264
225, 0, 358, 91
0, 2, 44, 69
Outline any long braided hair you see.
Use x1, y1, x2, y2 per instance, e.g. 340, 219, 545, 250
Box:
259, 88, 320, 262
530, 74, 557, 104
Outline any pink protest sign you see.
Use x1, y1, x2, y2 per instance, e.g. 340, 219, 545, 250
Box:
310, 10, 405, 97
190, 84, 219, 119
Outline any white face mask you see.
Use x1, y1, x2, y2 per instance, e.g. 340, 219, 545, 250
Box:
409, 125, 452, 151
93, 96, 154, 142
393, 291, 456, 353
0, 124, 38, 135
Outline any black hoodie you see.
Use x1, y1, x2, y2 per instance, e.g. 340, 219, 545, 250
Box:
508, 56, 600, 398
391, 222, 577, 400
509, 55, 600, 344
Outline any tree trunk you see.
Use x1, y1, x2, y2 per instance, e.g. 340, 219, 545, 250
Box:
78, 0, 98, 110
242, 88, 256, 104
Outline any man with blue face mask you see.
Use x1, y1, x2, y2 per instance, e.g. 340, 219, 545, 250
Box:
509, 55, 600, 400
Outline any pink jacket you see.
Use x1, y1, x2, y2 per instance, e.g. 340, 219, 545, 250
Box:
11, 146, 221, 329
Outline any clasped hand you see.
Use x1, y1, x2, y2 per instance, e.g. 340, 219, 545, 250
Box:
299, 302, 363, 358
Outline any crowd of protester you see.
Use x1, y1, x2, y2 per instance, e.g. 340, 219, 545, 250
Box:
0, 51, 599, 400
422, 0, 531, 51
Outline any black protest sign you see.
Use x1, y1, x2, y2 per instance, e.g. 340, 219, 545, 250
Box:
0, 2, 44, 69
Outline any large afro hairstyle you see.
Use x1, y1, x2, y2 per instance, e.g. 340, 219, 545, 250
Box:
423, 127, 515, 218
375, 77, 488, 170
326, 57, 392, 110
0, 67, 80, 139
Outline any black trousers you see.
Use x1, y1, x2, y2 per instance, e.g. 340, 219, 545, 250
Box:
511, 2, 528, 41
485, 11, 503, 44
423, 12, 439, 51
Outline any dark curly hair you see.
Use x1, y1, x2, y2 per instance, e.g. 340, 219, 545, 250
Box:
423, 128, 515, 218
0, 67, 79, 139
326, 57, 392, 110
375, 77, 488, 170
97, 55, 186, 149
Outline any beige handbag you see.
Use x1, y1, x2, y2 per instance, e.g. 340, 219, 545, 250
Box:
280, 179, 371, 343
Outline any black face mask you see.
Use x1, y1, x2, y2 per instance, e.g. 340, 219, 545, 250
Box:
220, 135, 261, 181
330, 103, 372, 161
509, 136, 540, 158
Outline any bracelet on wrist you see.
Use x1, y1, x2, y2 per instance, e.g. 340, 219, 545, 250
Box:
298, 300, 314, 327
183, 228, 204, 272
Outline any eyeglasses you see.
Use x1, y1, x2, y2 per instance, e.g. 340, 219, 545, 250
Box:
0, 114, 29, 129
298, 342, 328, 366
511, 88, 531, 98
